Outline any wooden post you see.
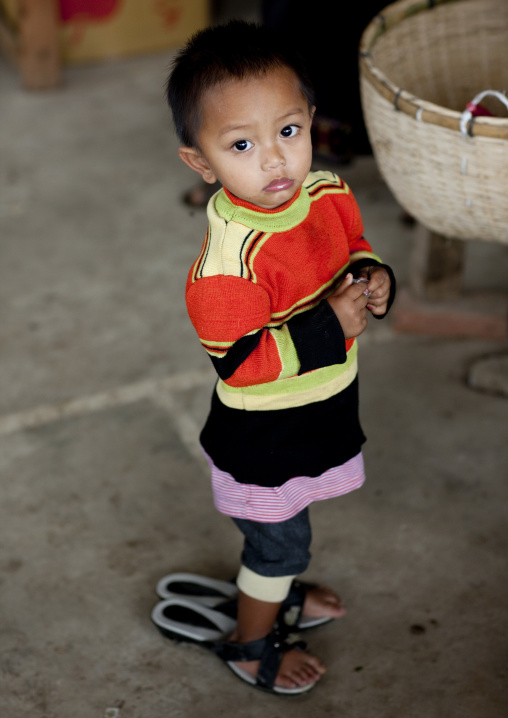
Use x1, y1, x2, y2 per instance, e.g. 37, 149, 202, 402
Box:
393, 222, 507, 340
410, 222, 465, 301
0, 0, 61, 89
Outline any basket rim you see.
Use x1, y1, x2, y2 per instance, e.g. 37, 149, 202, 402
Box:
359, 0, 508, 140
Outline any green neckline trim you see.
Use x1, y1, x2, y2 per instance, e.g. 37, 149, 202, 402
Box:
215, 187, 311, 232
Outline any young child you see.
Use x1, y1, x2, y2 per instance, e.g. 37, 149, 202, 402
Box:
166, 20, 395, 694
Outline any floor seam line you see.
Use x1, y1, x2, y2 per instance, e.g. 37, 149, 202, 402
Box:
0, 369, 215, 436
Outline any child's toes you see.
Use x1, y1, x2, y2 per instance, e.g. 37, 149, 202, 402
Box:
276, 650, 326, 688
303, 585, 347, 618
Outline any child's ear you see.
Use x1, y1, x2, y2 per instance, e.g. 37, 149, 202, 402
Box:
178, 147, 217, 184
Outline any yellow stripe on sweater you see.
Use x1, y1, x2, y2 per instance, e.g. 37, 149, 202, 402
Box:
217, 342, 358, 411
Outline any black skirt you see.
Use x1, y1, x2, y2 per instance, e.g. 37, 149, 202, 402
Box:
200, 377, 366, 487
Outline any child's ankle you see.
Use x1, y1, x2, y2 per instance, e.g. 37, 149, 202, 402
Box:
228, 627, 268, 644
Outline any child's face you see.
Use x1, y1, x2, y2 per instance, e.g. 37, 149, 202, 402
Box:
179, 66, 315, 209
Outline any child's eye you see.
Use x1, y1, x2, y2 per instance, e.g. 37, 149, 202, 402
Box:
280, 124, 299, 138
232, 139, 253, 152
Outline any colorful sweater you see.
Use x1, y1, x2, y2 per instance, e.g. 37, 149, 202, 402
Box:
186, 170, 395, 520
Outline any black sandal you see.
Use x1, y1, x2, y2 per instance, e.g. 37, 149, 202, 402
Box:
279, 580, 336, 633
211, 630, 318, 695
151, 598, 322, 694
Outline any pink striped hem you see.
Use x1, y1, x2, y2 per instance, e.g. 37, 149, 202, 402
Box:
204, 451, 366, 523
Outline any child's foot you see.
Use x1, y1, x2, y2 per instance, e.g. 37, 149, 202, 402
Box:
234, 647, 326, 690
302, 585, 347, 620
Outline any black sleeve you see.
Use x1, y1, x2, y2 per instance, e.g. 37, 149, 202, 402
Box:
287, 301, 347, 374
209, 331, 263, 381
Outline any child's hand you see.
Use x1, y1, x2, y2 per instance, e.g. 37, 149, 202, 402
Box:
358, 266, 391, 316
326, 273, 369, 339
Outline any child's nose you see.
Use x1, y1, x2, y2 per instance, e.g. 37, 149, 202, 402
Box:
261, 144, 285, 171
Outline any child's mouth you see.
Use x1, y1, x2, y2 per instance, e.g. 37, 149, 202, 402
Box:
263, 177, 294, 192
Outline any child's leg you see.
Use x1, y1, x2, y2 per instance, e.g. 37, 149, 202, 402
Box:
229, 587, 327, 689
229, 510, 327, 689
233, 510, 346, 622
231, 566, 295, 642
232, 588, 280, 642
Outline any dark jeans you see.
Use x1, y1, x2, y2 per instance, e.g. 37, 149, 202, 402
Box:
232, 507, 312, 577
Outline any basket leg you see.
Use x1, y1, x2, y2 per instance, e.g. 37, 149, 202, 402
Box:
393, 223, 508, 341
410, 223, 465, 301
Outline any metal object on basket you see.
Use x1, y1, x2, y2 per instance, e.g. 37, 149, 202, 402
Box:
460, 90, 508, 136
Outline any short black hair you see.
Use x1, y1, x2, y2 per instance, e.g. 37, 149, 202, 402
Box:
166, 20, 315, 148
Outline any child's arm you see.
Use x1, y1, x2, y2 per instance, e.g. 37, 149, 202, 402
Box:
336, 179, 396, 320
186, 273, 348, 388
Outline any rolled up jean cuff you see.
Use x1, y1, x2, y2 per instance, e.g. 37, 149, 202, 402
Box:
236, 565, 295, 602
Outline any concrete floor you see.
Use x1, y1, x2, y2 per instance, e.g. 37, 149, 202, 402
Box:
1, 36, 508, 718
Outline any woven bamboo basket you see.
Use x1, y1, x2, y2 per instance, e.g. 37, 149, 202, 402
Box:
359, 0, 508, 244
